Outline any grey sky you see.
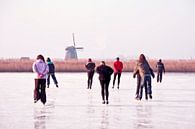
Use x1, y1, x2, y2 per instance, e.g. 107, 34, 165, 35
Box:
0, 0, 195, 59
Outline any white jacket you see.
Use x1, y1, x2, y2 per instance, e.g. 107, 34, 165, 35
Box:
32, 59, 49, 79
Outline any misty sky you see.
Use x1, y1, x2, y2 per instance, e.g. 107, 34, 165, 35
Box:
0, 0, 195, 59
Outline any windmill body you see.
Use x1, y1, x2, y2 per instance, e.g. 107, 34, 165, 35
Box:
65, 33, 83, 60
65, 46, 78, 59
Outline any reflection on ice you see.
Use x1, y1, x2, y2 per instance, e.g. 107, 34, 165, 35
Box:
134, 104, 153, 129
0, 73, 195, 129
34, 108, 46, 129
33, 99, 56, 129
100, 108, 110, 129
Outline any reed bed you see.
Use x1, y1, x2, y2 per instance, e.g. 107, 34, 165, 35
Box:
0, 59, 195, 72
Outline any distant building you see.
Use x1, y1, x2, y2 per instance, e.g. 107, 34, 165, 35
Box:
20, 57, 30, 60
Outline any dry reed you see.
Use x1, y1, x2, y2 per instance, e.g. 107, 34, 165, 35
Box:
0, 59, 195, 72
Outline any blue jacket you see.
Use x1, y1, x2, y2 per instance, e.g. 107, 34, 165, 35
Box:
47, 61, 55, 73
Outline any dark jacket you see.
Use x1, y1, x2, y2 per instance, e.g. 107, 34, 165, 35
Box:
156, 62, 165, 73
85, 62, 96, 72
47, 62, 55, 73
96, 65, 113, 80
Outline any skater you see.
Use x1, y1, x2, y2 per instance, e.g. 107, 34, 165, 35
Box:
156, 59, 165, 83
32, 54, 49, 104
133, 69, 141, 100
85, 58, 96, 89
112, 57, 123, 89
96, 61, 113, 104
46, 57, 58, 88
133, 54, 155, 100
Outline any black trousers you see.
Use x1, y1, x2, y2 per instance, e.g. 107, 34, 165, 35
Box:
34, 79, 46, 104
113, 72, 121, 87
157, 71, 163, 83
99, 79, 110, 101
87, 71, 95, 89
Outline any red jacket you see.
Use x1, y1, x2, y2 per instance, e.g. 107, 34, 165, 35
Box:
113, 61, 123, 73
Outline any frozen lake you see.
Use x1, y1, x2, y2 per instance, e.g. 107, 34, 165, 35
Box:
0, 72, 195, 129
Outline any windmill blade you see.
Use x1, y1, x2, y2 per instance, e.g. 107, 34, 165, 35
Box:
72, 33, 76, 47
75, 47, 84, 49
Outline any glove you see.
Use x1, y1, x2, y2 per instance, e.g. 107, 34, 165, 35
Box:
38, 74, 44, 78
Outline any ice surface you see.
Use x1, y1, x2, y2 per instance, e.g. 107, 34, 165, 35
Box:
0, 73, 195, 129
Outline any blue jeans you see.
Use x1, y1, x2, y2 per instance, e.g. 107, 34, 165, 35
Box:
47, 73, 58, 87
139, 75, 152, 100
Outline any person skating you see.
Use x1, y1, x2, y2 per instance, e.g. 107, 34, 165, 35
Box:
133, 69, 141, 100
156, 59, 165, 83
96, 61, 113, 104
85, 58, 96, 89
32, 54, 49, 104
112, 57, 123, 89
133, 54, 155, 100
46, 57, 58, 88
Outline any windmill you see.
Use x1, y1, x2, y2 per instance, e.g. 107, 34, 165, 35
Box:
65, 33, 84, 60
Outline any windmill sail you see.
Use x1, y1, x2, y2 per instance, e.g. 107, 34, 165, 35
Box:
72, 33, 76, 47
75, 47, 83, 49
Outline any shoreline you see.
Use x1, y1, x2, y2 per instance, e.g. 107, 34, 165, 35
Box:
0, 59, 195, 72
